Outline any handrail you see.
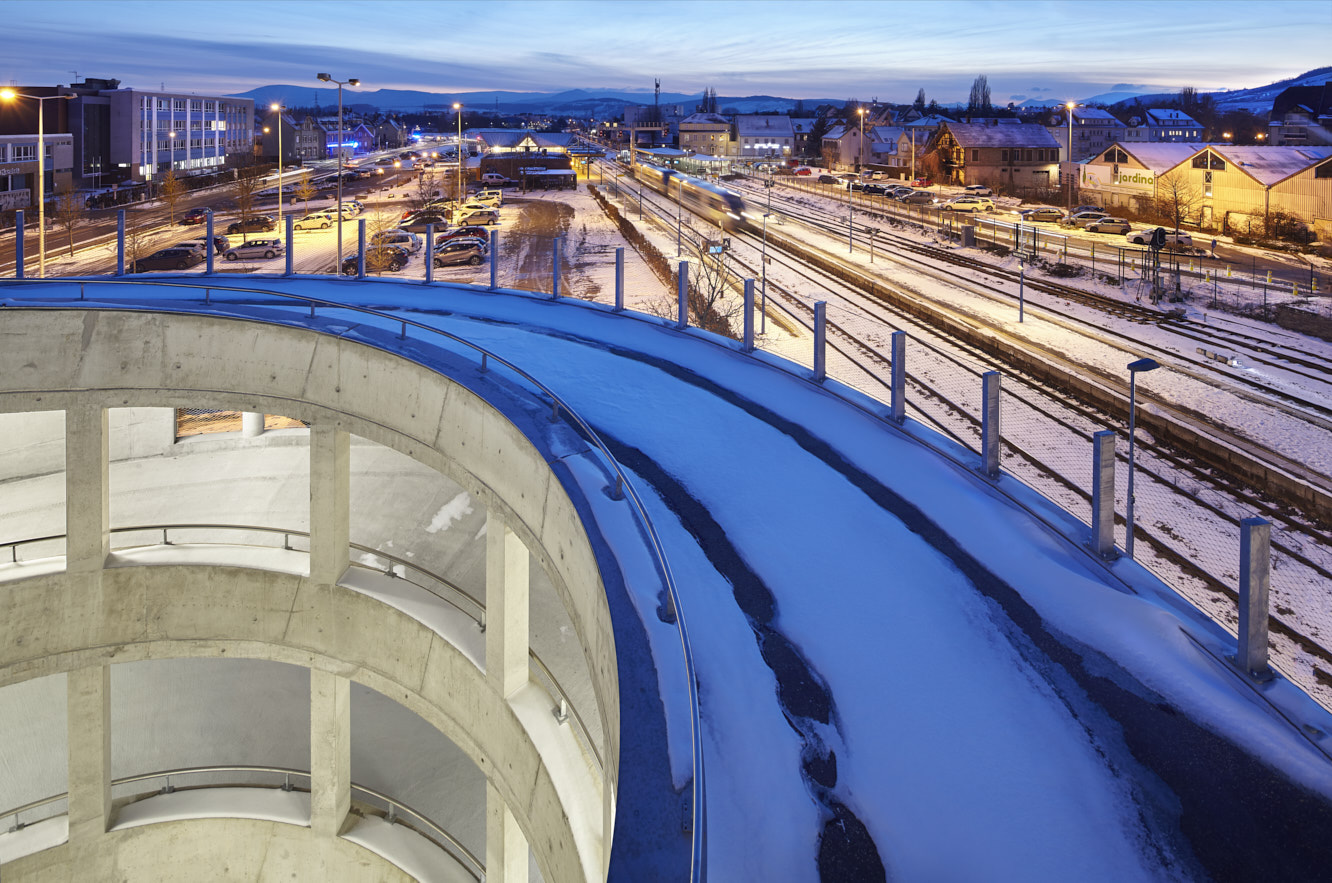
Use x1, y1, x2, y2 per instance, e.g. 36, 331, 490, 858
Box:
1, 765, 484, 881
0, 521, 603, 771
2, 276, 707, 880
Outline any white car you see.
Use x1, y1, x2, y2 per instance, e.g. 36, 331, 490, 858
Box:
941, 196, 995, 213
371, 229, 422, 254
293, 212, 335, 230
963, 184, 994, 196
1127, 228, 1194, 248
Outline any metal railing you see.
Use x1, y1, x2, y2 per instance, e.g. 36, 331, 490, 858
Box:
0, 278, 705, 877
2, 765, 484, 881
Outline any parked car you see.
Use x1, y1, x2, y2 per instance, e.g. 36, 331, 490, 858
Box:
1073, 204, 1104, 215
862, 184, 888, 195
898, 190, 937, 205
441, 225, 492, 243
224, 238, 285, 261
293, 212, 335, 230
437, 235, 488, 254
963, 184, 994, 196
913, 176, 933, 187
433, 241, 486, 267
226, 216, 276, 235
478, 172, 515, 186
370, 229, 422, 254
400, 212, 451, 233
471, 189, 504, 207
1018, 207, 1065, 223
1063, 210, 1108, 228
335, 200, 364, 217
180, 207, 211, 226
817, 174, 839, 184
887, 186, 914, 197
177, 234, 230, 255
941, 196, 995, 213
1127, 228, 1194, 248
454, 209, 500, 226
793, 167, 812, 176
1084, 217, 1131, 234
340, 245, 411, 275
131, 247, 205, 272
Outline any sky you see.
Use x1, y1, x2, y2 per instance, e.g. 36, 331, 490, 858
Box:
3, 0, 1329, 105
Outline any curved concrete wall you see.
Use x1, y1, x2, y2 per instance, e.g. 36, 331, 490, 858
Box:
0, 307, 626, 882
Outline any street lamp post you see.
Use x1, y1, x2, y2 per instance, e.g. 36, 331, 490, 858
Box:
453, 102, 463, 206
1065, 102, 1080, 214
317, 73, 359, 267
1125, 357, 1161, 559
271, 103, 286, 231
857, 106, 866, 173
1, 89, 75, 277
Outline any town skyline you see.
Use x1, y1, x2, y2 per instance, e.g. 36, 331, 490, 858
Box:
4, 0, 1328, 105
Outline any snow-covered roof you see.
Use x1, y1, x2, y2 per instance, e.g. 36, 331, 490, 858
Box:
1070, 107, 1126, 125
1103, 142, 1211, 171
1146, 108, 1203, 127
942, 121, 1061, 149
789, 117, 818, 134
680, 113, 730, 127
735, 115, 794, 138
1205, 144, 1332, 185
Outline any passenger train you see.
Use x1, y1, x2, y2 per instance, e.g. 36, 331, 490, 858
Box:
629, 161, 749, 232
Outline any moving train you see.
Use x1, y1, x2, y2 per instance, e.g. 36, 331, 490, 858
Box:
629, 161, 749, 232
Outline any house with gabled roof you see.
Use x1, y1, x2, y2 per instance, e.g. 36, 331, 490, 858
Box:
1078, 142, 1332, 235
1121, 109, 1205, 143
679, 112, 732, 157
1044, 107, 1127, 162
734, 115, 795, 160
929, 120, 1061, 189
1269, 82, 1332, 147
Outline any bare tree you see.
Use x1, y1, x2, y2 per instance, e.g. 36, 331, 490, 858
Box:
121, 212, 154, 272
159, 168, 186, 223
414, 167, 442, 211
230, 157, 265, 223
294, 174, 318, 216
52, 186, 86, 257
1154, 170, 1202, 232
967, 75, 992, 115
914, 89, 927, 113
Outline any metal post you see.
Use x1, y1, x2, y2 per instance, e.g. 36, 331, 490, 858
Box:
981, 371, 1001, 479
14, 210, 24, 278
760, 213, 770, 334
890, 331, 906, 423
489, 228, 498, 290
552, 235, 561, 299
614, 247, 624, 311
425, 224, 434, 284
1236, 517, 1272, 677
205, 210, 215, 275
676, 260, 689, 329
116, 210, 125, 276
1018, 259, 1025, 323
813, 300, 827, 381
356, 218, 366, 279
284, 214, 294, 276
742, 278, 755, 352
1090, 430, 1117, 558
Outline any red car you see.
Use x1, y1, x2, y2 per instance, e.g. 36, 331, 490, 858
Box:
913, 176, 933, 187
793, 167, 812, 176
443, 225, 491, 242
180, 207, 210, 226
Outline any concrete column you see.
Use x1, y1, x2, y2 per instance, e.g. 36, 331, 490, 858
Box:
487, 780, 529, 883
67, 665, 112, 843
813, 300, 827, 382
981, 371, 1001, 479
1091, 430, 1117, 558
676, 261, 689, 329
1237, 517, 1272, 677
310, 668, 351, 837
742, 278, 755, 352
66, 404, 110, 573
241, 411, 265, 438
309, 426, 350, 585
614, 247, 625, 311
890, 331, 906, 423
486, 510, 529, 700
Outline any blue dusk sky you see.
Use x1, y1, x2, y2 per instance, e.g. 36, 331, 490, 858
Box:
2, 0, 1328, 103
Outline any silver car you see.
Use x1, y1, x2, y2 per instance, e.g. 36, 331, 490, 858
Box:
224, 238, 285, 261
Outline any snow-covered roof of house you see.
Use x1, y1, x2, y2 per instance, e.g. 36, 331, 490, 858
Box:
824, 126, 848, 141
735, 115, 794, 138
904, 115, 950, 128
789, 117, 818, 134
1205, 144, 1332, 185
1102, 142, 1211, 171
1071, 107, 1126, 125
941, 121, 1061, 149
680, 113, 730, 127
1146, 109, 1203, 127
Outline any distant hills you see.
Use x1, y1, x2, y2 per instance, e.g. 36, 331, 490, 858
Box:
232, 68, 1332, 118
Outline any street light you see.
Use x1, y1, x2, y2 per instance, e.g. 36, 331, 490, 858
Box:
1125, 357, 1161, 560
316, 73, 360, 267
0, 89, 75, 278
857, 106, 866, 173
271, 103, 286, 231
453, 102, 463, 206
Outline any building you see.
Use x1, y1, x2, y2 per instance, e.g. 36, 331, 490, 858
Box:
1078, 141, 1332, 236
1121, 108, 1205, 143
259, 112, 326, 165
678, 112, 731, 157
1268, 82, 1332, 146
733, 115, 794, 160
469, 129, 574, 156
929, 120, 1062, 189
1046, 107, 1127, 162
0, 132, 74, 211
789, 116, 818, 157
